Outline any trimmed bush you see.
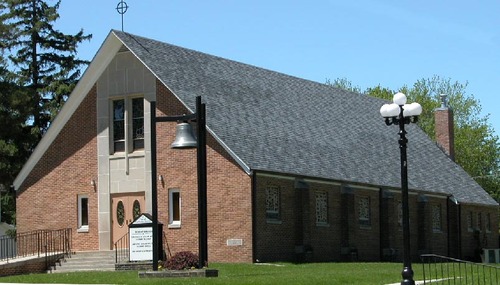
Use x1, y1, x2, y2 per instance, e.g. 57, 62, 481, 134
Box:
164, 251, 199, 270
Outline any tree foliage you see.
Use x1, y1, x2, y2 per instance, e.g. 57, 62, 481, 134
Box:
328, 76, 500, 201
0, 0, 91, 224
0, 0, 91, 138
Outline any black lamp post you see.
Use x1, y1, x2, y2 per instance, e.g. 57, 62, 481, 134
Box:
150, 96, 208, 271
380, 92, 422, 285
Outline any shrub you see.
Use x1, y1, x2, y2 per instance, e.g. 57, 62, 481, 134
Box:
164, 251, 199, 270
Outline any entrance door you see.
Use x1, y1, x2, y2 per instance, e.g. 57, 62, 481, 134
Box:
111, 192, 145, 247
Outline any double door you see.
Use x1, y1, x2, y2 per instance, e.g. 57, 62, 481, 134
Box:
111, 192, 145, 247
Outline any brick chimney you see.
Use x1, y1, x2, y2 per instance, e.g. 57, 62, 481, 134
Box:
434, 94, 455, 161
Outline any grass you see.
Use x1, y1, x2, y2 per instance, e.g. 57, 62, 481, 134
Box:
0, 262, 421, 285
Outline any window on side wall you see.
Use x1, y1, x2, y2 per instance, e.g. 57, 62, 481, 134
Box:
486, 213, 491, 233
168, 189, 181, 228
397, 201, 403, 229
432, 204, 442, 232
265, 186, 280, 222
358, 196, 371, 227
111, 97, 144, 154
78, 195, 89, 232
315, 191, 328, 226
476, 212, 482, 232
467, 211, 473, 232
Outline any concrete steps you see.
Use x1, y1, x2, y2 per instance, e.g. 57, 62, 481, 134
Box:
50, 251, 116, 273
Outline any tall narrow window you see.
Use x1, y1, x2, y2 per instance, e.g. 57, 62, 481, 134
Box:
132, 98, 144, 150
168, 189, 181, 228
358, 196, 371, 227
113, 100, 125, 152
467, 211, 473, 232
78, 195, 89, 232
477, 212, 482, 231
486, 213, 491, 232
432, 204, 442, 232
397, 201, 403, 228
265, 186, 280, 221
315, 191, 328, 225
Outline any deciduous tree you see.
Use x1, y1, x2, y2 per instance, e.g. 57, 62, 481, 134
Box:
328, 76, 500, 201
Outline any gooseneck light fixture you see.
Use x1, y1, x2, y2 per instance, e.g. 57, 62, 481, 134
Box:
380, 92, 422, 285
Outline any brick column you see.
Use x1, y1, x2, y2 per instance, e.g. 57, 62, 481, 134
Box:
294, 179, 310, 262
417, 195, 428, 254
340, 185, 354, 261
380, 189, 395, 261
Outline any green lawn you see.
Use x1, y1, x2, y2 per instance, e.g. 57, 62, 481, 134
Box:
0, 262, 420, 285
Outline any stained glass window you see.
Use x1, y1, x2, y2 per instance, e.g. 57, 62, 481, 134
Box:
315, 191, 328, 225
432, 204, 441, 231
133, 200, 141, 220
116, 201, 125, 227
397, 201, 403, 228
467, 211, 473, 231
358, 197, 370, 226
132, 98, 144, 150
477, 212, 482, 231
486, 213, 491, 232
113, 100, 125, 152
265, 186, 280, 220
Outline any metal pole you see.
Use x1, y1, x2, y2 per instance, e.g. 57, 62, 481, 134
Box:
150, 101, 159, 271
196, 96, 208, 268
398, 105, 415, 285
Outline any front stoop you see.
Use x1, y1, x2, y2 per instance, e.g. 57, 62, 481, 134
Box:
138, 269, 219, 278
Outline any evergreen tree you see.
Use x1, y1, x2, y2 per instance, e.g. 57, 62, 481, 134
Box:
0, 0, 91, 223
0, 59, 31, 224
0, 0, 91, 139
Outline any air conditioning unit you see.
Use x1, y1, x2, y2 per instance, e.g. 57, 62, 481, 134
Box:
482, 248, 500, 263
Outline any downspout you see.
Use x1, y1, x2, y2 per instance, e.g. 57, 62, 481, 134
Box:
448, 196, 461, 258
379, 188, 383, 260
251, 170, 257, 262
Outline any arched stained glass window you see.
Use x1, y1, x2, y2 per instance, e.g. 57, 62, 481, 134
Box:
116, 201, 125, 227
133, 200, 141, 220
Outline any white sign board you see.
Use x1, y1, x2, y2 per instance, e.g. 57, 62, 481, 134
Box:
129, 227, 153, 261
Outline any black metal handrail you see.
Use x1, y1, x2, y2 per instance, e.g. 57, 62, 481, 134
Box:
114, 232, 129, 264
0, 228, 72, 262
421, 254, 500, 284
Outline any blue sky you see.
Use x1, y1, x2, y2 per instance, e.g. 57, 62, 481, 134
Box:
57, 0, 499, 135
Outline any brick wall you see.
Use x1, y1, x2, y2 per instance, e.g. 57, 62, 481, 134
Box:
155, 83, 253, 263
16, 86, 99, 251
254, 176, 383, 262
460, 205, 499, 261
308, 182, 341, 262
254, 175, 297, 262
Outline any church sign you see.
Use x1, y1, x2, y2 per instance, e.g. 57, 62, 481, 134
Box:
129, 214, 154, 262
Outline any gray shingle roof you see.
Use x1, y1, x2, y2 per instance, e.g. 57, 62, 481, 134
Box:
113, 30, 497, 206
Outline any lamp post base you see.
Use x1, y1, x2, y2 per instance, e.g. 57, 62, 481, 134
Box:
401, 266, 415, 285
